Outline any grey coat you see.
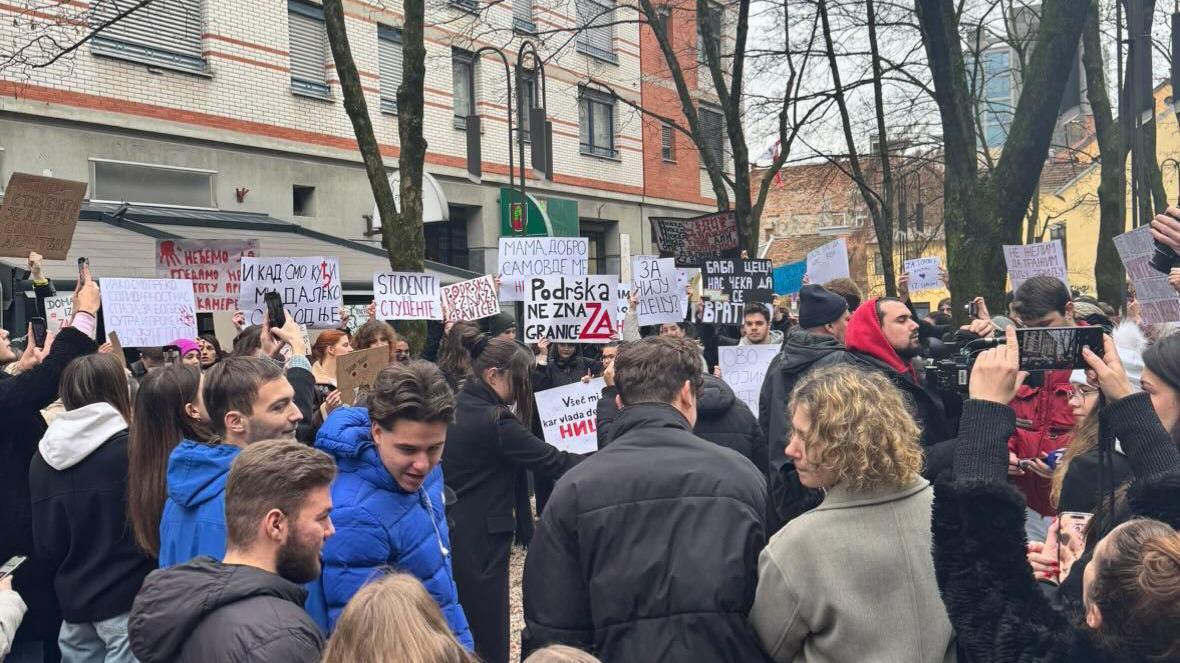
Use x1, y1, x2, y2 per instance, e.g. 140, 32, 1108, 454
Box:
749, 477, 956, 663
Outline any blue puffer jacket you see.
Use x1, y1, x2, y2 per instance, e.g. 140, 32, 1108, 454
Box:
158, 440, 240, 568
309, 407, 473, 647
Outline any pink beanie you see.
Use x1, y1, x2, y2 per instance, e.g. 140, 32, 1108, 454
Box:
172, 338, 200, 357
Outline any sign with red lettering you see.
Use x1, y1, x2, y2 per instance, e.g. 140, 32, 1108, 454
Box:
156, 239, 259, 312
649, 211, 741, 267
534, 377, 605, 453
373, 272, 442, 320
524, 275, 618, 344
440, 275, 500, 322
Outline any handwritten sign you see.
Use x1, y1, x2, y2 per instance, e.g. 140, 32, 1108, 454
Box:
719, 344, 781, 420
156, 239, 259, 312
374, 272, 441, 320
773, 260, 806, 295
701, 259, 774, 323
1114, 227, 1180, 324
440, 275, 500, 322
904, 256, 942, 294
0, 173, 88, 260
336, 345, 389, 406
1003, 240, 1068, 291
44, 294, 73, 333
650, 211, 741, 267
524, 275, 618, 344
632, 256, 682, 326
534, 378, 605, 453
806, 238, 850, 285
101, 277, 198, 347
498, 237, 589, 302
616, 283, 631, 332
238, 256, 342, 329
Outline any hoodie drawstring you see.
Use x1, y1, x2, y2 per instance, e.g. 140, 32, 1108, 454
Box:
420, 490, 450, 558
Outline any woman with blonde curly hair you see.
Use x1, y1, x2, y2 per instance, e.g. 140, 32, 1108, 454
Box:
749, 364, 956, 663
321, 572, 476, 663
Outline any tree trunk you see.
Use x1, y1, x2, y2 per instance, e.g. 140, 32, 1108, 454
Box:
322, 0, 426, 349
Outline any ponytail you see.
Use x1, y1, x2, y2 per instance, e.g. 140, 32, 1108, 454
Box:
471, 337, 535, 424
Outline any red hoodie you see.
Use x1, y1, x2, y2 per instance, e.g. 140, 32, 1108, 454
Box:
844, 298, 917, 381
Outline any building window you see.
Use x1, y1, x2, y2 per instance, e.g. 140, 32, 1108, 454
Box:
288, 0, 330, 98
90, 0, 206, 74
697, 3, 722, 64
514, 0, 536, 33
576, 0, 617, 63
579, 87, 617, 159
654, 6, 671, 39
580, 224, 608, 274
450, 0, 478, 12
91, 159, 216, 208
661, 122, 676, 162
293, 185, 316, 216
452, 48, 476, 129
976, 47, 1015, 148
699, 104, 725, 168
424, 219, 470, 270
518, 69, 539, 143
378, 25, 403, 114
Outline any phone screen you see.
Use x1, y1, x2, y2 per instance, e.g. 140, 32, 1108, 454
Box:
0, 555, 26, 580
264, 291, 285, 329
77, 257, 89, 280
1017, 326, 1104, 371
30, 318, 47, 349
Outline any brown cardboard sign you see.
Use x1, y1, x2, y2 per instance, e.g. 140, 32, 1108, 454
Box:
0, 173, 88, 260
336, 345, 388, 406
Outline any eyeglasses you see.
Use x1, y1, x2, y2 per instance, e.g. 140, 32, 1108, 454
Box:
1069, 384, 1100, 399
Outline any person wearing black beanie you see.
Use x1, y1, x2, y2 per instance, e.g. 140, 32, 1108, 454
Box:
798, 285, 849, 330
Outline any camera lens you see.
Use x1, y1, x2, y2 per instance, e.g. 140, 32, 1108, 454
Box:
1149, 240, 1180, 274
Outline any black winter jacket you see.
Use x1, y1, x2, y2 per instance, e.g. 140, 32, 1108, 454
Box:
933, 394, 1180, 663
522, 403, 770, 662
129, 557, 323, 663
0, 326, 95, 642
29, 405, 155, 622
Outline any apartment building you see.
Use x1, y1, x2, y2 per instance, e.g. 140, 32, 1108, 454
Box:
0, 0, 727, 305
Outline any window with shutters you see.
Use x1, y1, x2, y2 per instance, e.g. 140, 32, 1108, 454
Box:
452, 49, 476, 129
91, 159, 216, 208
579, 87, 616, 159
378, 25, 403, 114
698, 105, 725, 169
288, 1, 330, 99
697, 4, 722, 64
661, 123, 676, 162
89, 0, 206, 74
518, 69, 538, 143
576, 0, 617, 64
514, 0, 536, 33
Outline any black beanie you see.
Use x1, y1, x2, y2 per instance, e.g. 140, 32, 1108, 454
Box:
487, 312, 517, 337
798, 285, 848, 329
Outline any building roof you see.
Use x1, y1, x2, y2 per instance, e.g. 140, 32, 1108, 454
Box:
761, 234, 837, 266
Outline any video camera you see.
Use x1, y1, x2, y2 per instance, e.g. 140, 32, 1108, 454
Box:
923, 326, 1105, 393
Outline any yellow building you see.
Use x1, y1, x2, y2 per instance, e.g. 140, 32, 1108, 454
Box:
865, 238, 950, 315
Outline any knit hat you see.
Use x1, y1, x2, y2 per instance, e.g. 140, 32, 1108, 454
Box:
172, 338, 200, 357
798, 285, 848, 329
487, 312, 517, 337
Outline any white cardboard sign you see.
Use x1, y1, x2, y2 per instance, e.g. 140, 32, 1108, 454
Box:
904, 256, 942, 293
524, 275, 618, 344
534, 378, 605, 453
238, 256, 342, 329
1114, 227, 1180, 324
718, 344, 781, 421
44, 294, 73, 333
440, 275, 501, 322
806, 238, 850, 284
373, 272, 442, 320
632, 256, 682, 326
101, 278, 198, 348
498, 237, 589, 302
1002, 240, 1068, 291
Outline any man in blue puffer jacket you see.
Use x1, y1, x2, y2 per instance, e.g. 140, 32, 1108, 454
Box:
308, 361, 472, 648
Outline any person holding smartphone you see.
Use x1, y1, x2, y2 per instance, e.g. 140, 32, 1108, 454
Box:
0, 572, 27, 661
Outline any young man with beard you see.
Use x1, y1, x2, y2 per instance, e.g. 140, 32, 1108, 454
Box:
129, 440, 336, 663
158, 356, 305, 566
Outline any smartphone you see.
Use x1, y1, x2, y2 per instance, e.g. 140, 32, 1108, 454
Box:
162, 345, 180, 367
965, 301, 978, 318
77, 257, 89, 280
1017, 326, 1104, 371
30, 317, 47, 349
0, 555, 26, 580
264, 291, 285, 329
1058, 511, 1093, 575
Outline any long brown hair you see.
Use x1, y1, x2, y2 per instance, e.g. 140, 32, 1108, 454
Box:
321, 573, 476, 663
1089, 519, 1180, 660
471, 336, 535, 424
127, 365, 212, 557
437, 322, 480, 387
59, 353, 132, 422
1051, 409, 1098, 509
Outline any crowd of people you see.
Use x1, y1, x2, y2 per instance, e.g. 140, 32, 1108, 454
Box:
3, 212, 1180, 663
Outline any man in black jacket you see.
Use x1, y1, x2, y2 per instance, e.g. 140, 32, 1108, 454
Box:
758, 285, 849, 532
522, 336, 769, 662
130, 440, 336, 663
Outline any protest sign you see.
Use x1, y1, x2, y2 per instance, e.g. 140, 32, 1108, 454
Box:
374, 272, 442, 320
534, 378, 605, 453
1002, 240, 1068, 291
524, 275, 618, 344
700, 259, 774, 323
498, 237, 589, 302
772, 260, 806, 295
238, 256, 342, 329
632, 256, 682, 326
101, 277, 198, 347
904, 256, 942, 293
806, 239, 850, 285
1114, 227, 1180, 324
156, 239, 259, 312
441, 275, 500, 322
650, 211, 741, 267
43, 294, 73, 333
0, 173, 88, 260
719, 344, 781, 420
336, 345, 389, 406
616, 283, 631, 332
